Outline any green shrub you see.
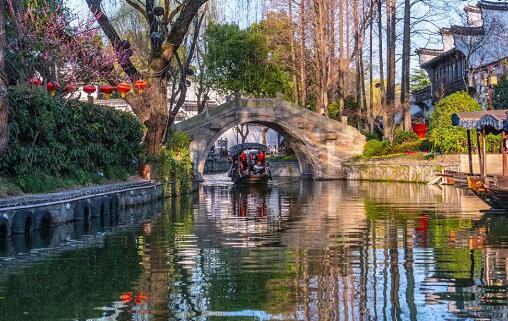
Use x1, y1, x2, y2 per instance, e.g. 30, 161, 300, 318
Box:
155, 132, 193, 197
14, 172, 65, 194
428, 91, 481, 154
493, 75, 508, 110
385, 140, 423, 154
363, 139, 387, 158
419, 140, 432, 152
364, 131, 382, 141
392, 130, 419, 145
0, 86, 143, 177
328, 102, 340, 120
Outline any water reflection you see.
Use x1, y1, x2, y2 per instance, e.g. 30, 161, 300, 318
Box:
0, 180, 507, 321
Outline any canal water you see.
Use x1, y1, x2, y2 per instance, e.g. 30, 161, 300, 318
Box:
0, 178, 507, 321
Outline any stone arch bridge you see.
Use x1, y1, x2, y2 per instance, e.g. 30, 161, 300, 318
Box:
174, 97, 366, 180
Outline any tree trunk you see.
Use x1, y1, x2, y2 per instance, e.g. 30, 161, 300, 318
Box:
139, 84, 169, 156
354, 0, 361, 129
368, 0, 374, 133
385, 0, 396, 139
401, 0, 412, 131
289, 0, 299, 104
378, 0, 388, 139
299, 0, 307, 107
0, 0, 8, 157
338, 0, 344, 120
261, 127, 268, 145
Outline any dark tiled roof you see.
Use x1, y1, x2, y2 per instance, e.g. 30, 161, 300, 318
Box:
416, 48, 443, 56
478, 1, 508, 11
449, 25, 485, 35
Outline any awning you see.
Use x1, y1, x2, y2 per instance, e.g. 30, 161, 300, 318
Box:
451, 110, 508, 131
228, 143, 268, 157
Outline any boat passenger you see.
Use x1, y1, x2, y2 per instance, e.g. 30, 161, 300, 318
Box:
239, 152, 248, 174
254, 160, 265, 175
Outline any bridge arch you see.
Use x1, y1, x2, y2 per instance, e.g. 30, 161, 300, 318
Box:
174, 97, 365, 180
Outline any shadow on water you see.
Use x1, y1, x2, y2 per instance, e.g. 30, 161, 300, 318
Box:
1, 180, 508, 321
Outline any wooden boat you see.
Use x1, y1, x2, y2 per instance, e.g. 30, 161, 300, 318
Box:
228, 143, 272, 185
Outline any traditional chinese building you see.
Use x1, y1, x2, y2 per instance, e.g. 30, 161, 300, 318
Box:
415, 1, 508, 110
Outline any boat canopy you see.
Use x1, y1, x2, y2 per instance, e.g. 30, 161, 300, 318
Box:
228, 143, 268, 157
451, 110, 508, 132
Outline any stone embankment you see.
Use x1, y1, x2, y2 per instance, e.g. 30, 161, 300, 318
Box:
341, 156, 461, 183
0, 180, 162, 238
342, 154, 506, 183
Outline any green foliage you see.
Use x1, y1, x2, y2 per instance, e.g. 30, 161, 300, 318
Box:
328, 102, 340, 120
1, 86, 143, 176
203, 22, 292, 98
392, 130, 419, 146
493, 75, 508, 110
410, 69, 431, 92
156, 132, 193, 197
0, 86, 143, 193
385, 140, 424, 154
428, 91, 481, 154
364, 132, 382, 141
363, 140, 388, 158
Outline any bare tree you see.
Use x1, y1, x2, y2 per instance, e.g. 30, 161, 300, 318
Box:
85, 0, 208, 156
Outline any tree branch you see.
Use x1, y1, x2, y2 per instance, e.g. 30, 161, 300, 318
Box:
150, 0, 207, 74
85, 0, 140, 80
125, 0, 148, 21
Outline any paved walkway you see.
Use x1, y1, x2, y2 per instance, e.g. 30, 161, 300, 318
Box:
0, 180, 157, 210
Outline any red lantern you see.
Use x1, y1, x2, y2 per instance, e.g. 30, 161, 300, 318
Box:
64, 83, 77, 93
83, 85, 96, 95
29, 76, 42, 86
117, 82, 131, 98
134, 79, 147, 94
47, 81, 60, 96
99, 84, 114, 100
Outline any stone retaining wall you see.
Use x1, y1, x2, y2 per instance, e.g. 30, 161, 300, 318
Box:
341, 156, 461, 183
0, 181, 162, 237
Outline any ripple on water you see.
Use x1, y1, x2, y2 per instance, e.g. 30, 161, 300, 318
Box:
0, 179, 507, 321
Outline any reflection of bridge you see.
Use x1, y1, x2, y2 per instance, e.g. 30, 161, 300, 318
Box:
174, 97, 366, 180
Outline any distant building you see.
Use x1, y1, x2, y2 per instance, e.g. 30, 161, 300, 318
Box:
415, 0, 508, 111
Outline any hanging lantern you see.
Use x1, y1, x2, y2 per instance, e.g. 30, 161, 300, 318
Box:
46, 81, 60, 96
117, 82, 131, 98
99, 84, 115, 100
29, 76, 42, 86
64, 83, 77, 93
134, 79, 147, 94
83, 85, 96, 95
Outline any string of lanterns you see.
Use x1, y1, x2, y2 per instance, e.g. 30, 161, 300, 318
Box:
28, 76, 148, 100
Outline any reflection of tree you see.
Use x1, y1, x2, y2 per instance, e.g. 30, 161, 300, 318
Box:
0, 232, 143, 320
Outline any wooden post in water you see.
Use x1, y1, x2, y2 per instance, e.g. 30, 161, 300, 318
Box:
467, 129, 473, 175
477, 131, 484, 179
482, 128, 487, 178
503, 131, 508, 176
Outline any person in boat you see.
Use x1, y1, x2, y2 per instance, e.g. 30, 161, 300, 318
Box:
254, 160, 265, 175
239, 152, 248, 175
248, 153, 257, 173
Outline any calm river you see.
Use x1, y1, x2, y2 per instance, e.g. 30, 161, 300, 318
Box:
0, 178, 507, 321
